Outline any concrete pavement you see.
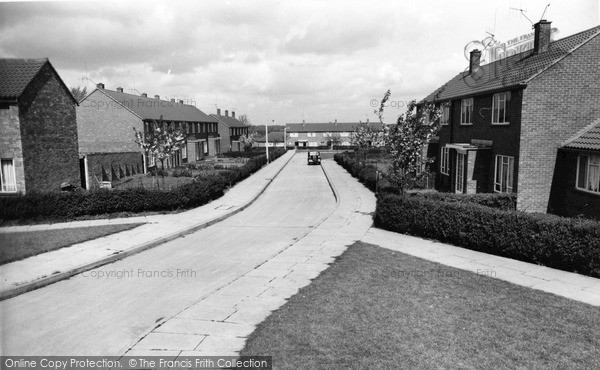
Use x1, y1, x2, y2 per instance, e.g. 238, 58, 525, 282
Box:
0, 150, 296, 300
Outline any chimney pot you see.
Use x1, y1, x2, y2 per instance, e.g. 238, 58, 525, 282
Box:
97, 83, 105, 89
217, 108, 221, 116
155, 95, 160, 100
116, 87, 123, 93
533, 20, 552, 54
225, 110, 229, 117
141, 93, 147, 97
469, 49, 481, 74
232, 111, 235, 118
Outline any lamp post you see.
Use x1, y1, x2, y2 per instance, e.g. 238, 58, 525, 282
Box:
265, 120, 270, 163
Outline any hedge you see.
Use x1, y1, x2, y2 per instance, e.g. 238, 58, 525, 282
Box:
375, 193, 600, 277
0, 149, 287, 221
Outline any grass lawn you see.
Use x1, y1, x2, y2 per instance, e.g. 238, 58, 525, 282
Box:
0, 223, 144, 265
241, 242, 600, 369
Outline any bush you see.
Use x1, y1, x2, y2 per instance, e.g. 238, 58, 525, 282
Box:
407, 192, 517, 211
171, 168, 193, 177
0, 149, 288, 221
374, 193, 600, 277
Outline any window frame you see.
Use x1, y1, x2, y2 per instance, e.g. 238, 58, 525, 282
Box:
460, 98, 473, 125
576, 154, 600, 194
492, 92, 510, 125
455, 152, 465, 193
440, 104, 450, 126
440, 147, 450, 175
0, 158, 17, 193
494, 155, 515, 193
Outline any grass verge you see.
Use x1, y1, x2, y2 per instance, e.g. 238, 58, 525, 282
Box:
241, 242, 600, 369
0, 223, 144, 265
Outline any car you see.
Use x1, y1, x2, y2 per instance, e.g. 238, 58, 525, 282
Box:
307, 151, 321, 165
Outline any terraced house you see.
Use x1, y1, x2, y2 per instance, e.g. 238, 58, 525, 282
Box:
422, 20, 600, 218
210, 109, 249, 153
285, 120, 381, 148
0, 58, 80, 194
77, 84, 220, 189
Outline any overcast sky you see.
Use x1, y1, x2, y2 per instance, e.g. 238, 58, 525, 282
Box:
1, 0, 598, 125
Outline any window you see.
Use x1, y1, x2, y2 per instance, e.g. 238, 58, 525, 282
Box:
440, 147, 450, 175
456, 152, 465, 193
308, 133, 316, 137
1, 159, 17, 192
440, 104, 450, 126
576, 154, 600, 193
494, 155, 514, 193
460, 98, 473, 125
181, 143, 187, 159
492, 92, 510, 124
290, 132, 298, 138
148, 154, 155, 167
340, 132, 350, 137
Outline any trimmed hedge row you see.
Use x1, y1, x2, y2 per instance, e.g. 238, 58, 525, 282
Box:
375, 193, 600, 277
334, 152, 382, 192
0, 149, 287, 221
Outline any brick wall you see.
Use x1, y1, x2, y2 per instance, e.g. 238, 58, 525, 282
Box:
0, 104, 26, 193
77, 90, 143, 154
18, 63, 80, 193
84, 152, 144, 189
519, 34, 600, 212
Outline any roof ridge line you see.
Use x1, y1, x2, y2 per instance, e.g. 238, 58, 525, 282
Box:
524, 28, 600, 84
95, 88, 143, 120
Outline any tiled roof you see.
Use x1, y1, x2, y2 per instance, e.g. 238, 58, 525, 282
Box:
210, 113, 248, 128
0, 58, 49, 99
286, 122, 383, 132
421, 25, 600, 102
563, 118, 600, 151
255, 132, 285, 142
99, 89, 216, 123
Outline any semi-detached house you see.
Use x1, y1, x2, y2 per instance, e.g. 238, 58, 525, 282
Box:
421, 20, 600, 218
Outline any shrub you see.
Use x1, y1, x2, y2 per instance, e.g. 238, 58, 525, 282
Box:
406, 192, 517, 211
374, 193, 600, 277
0, 149, 288, 221
171, 168, 193, 177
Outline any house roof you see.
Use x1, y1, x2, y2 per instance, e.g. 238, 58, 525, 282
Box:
0, 58, 76, 102
255, 132, 285, 142
421, 25, 600, 102
210, 113, 248, 128
563, 118, 600, 151
95, 88, 216, 123
286, 122, 383, 133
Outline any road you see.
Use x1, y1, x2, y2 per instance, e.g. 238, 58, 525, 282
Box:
0, 154, 336, 355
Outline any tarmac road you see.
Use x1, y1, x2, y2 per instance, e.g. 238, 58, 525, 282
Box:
0, 153, 336, 355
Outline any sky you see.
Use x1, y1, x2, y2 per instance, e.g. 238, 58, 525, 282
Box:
0, 0, 598, 126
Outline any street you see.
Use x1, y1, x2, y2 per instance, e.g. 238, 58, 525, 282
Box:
0, 154, 336, 355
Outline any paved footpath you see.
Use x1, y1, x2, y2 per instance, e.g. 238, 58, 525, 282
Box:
0, 151, 297, 300
122, 158, 377, 356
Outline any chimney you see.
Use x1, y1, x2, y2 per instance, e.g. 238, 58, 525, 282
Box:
366, 118, 369, 123
217, 108, 221, 116
141, 93, 147, 97
154, 95, 160, 100
116, 87, 123, 93
533, 20, 552, 54
334, 119, 338, 125
97, 83, 105, 89
302, 120, 305, 126
232, 111, 235, 118
225, 110, 229, 117
469, 49, 481, 74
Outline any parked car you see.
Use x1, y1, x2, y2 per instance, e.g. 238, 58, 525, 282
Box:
307, 151, 321, 165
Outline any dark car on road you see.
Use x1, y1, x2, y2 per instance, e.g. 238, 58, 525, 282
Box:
307, 151, 321, 165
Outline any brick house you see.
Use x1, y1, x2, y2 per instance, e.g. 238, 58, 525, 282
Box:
254, 132, 286, 148
421, 21, 600, 214
0, 58, 80, 194
285, 121, 382, 148
548, 118, 600, 220
210, 109, 249, 153
77, 84, 219, 189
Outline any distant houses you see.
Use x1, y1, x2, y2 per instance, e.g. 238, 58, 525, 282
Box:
421, 20, 600, 218
210, 109, 249, 153
285, 120, 381, 148
77, 83, 220, 189
0, 58, 80, 194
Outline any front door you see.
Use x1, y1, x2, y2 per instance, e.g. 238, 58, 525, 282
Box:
455, 152, 465, 193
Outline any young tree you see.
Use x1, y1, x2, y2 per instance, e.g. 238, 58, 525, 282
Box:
238, 114, 251, 126
351, 121, 384, 169
133, 117, 185, 187
382, 97, 442, 194
239, 132, 257, 151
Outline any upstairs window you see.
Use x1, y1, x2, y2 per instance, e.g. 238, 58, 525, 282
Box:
440, 104, 450, 126
460, 98, 473, 125
577, 154, 600, 193
290, 132, 298, 138
492, 92, 510, 124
